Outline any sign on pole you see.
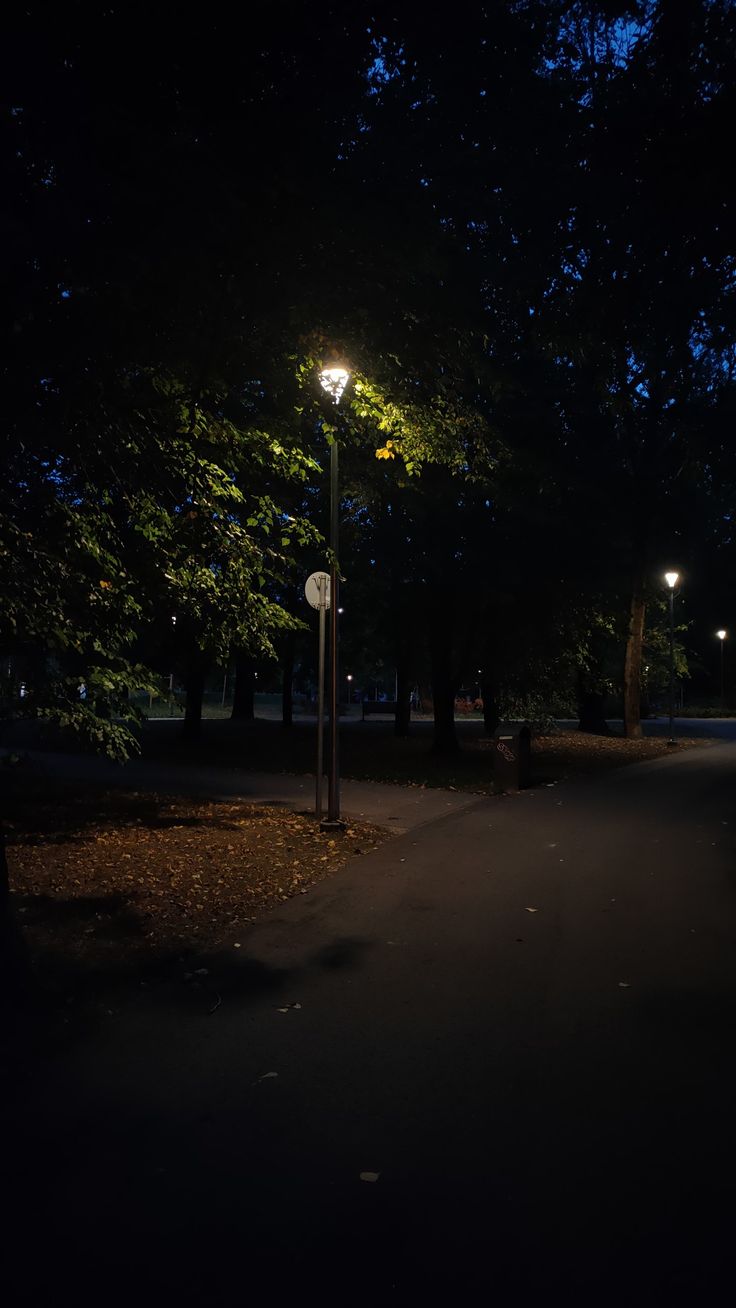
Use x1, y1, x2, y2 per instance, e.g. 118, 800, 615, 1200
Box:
305, 572, 330, 816
305, 571, 331, 610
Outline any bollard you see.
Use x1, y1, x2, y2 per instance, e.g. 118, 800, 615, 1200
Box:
493, 723, 531, 793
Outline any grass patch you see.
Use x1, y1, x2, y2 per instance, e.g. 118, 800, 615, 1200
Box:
138, 718, 714, 792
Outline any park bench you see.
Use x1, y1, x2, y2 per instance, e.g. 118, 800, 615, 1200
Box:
362, 701, 398, 720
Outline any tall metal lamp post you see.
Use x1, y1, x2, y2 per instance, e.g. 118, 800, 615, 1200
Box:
664, 571, 679, 744
717, 629, 727, 714
319, 364, 351, 828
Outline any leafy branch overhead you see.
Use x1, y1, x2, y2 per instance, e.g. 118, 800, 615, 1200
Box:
3, 0, 735, 758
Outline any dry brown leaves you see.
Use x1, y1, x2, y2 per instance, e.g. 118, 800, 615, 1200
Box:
5, 786, 385, 971
532, 730, 711, 778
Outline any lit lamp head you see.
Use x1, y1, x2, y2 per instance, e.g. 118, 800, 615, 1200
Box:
664, 571, 679, 590
717, 629, 727, 641
319, 365, 350, 405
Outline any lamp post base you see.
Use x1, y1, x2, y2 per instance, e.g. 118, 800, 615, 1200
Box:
320, 817, 347, 833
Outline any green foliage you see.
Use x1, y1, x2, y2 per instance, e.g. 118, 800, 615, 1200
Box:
4, 1, 735, 758
2, 358, 324, 759
642, 597, 690, 690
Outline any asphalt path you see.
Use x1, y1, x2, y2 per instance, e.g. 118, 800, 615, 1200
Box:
6, 740, 736, 1303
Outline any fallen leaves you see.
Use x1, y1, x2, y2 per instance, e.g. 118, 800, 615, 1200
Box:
532, 731, 712, 780
5, 784, 386, 973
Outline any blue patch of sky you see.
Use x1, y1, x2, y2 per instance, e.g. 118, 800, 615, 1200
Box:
560, 248, 588, 282
365, 38, 405, 95
38, 453, 66, 486
542, 8, 655, 102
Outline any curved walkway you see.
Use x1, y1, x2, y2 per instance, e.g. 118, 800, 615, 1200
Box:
6, 739, 736, 1303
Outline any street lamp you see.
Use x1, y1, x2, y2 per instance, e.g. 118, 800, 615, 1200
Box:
717, 630, 727, 713
319, 363, 351, 828
664, 571, 679, 744
346, 673, 353, 707
169, 615, 177, 715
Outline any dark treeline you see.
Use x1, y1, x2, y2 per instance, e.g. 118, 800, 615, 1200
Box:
3, 0, 736, 762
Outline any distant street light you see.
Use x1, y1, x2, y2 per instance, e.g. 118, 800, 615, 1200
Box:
346, 672, 353, 707
717, 629, 727, 713
170, 615, 177, 715
664, 571, 679, 744
319, 363, 351, 828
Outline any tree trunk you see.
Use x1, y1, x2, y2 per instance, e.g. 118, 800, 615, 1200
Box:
231, 653, 255, 721
281, 633, 295, 729
183, 654, 207, 742
577, 690, 613, 735
623, 567, 646, 739
576, 670, 613, 735
481, 674, 500, 736
394, 654, 411, 738
430, 617, 459, 753
0, 823, 30, 993
0, 823, 12, 968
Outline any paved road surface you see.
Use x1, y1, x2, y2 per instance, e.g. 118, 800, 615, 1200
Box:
5, 741, 736, 1303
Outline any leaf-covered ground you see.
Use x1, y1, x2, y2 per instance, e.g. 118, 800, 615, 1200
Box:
3, 729, 713, 1008
5, 785, 384, 991
529, 730, 710, 780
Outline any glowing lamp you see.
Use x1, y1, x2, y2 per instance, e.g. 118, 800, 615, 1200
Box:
717, 630, 727, 641
664, 571, 679, 589
319, 366, 350, 405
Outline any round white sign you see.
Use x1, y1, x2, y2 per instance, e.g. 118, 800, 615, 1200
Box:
304, 571, 331, 610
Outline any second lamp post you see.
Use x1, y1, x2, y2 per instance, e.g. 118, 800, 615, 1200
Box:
664, 571, 679, 744
319, 364, 351, 828
717, 629, 727, 713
